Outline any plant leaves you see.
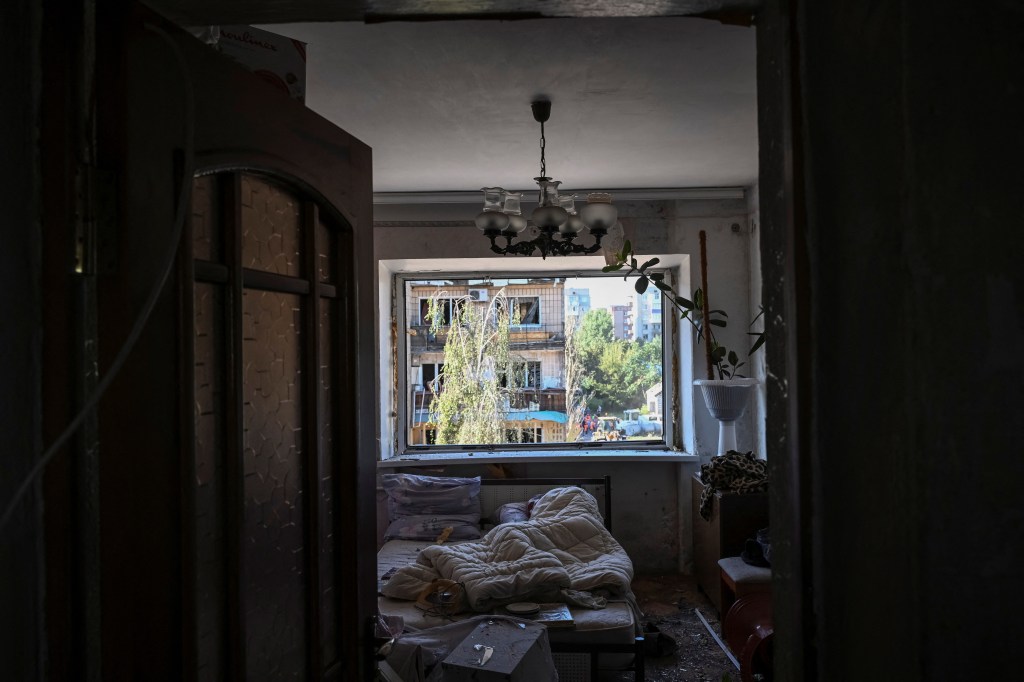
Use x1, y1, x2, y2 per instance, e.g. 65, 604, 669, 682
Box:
635, 276, 649, 294
748, 333, 766, 355
709, 319, 727, 328
728, 350, 739, 365
675, 295, 694, 309
649, 272, 664, 281
602, 264, 623, 272
640, 257, 660, 271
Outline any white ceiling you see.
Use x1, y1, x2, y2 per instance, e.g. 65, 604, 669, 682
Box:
263, 17, 757, 195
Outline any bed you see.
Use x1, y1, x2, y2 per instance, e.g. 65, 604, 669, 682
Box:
376, 475, 645, 682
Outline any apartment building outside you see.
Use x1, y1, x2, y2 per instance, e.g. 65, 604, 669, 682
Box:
608, 303, 633, 340
632, 288, 663, 342
406, 278, 569, 445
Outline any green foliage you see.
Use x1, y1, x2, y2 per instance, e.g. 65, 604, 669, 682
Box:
563, 313, 589, 442
594, 341, 634, 413
603, 240, 766, 380
575, 308, 614, 359
571, 310, 664, 414
624, 337, 662, 403
424, 290, 523, 444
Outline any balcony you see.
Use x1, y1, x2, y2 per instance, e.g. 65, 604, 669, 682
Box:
408, 323, 566, 352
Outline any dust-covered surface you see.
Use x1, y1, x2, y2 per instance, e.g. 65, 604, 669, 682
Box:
607, 574, 738, 682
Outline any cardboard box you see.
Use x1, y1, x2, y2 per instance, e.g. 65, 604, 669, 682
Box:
215, 25, 307, 102
441, 619, 556, 681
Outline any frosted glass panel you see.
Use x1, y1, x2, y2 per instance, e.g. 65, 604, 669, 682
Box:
241, 174, 303, 277
242, 289, 307, 681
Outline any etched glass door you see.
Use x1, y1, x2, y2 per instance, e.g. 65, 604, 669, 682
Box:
189, 172, 352, 681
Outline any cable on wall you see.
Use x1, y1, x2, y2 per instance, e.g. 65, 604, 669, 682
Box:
0, 22, 196, 535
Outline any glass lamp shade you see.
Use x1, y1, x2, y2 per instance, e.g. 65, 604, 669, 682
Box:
500, 191, 527, 235
476, 186, 510, 234
560, 214, 584, 235
476, 210, 510, 234
502, 191, 524, 216
503, 214, 528, 235
532, 178, 568, 230
532, 205, 568, 230
558, 195, 583, 235
535, 178, 562, 207
480, 187, 506, 211
580, 192, 617, 235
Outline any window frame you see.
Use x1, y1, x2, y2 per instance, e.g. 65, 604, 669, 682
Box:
388, 263, 688, 460
501, 295, 542, 326
418, 296, 463, 326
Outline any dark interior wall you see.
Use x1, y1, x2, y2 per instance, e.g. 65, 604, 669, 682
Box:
795, 1, 1024, 679
0, 0, 42, 679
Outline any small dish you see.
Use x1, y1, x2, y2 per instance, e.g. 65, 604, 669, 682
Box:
506, 602, 541, 616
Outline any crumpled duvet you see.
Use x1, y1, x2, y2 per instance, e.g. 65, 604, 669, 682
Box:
381, 486, 635, 613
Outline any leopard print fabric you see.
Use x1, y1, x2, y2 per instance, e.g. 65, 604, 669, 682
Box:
698, 450, 768, 521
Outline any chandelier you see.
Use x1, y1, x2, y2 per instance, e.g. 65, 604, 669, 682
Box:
475, 99, 619, 259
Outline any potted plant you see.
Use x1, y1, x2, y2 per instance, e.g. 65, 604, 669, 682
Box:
603, 231, 765, 454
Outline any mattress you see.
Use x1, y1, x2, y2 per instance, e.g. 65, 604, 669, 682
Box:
376, 539, 636, 647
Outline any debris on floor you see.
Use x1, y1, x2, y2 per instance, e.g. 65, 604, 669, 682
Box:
609, 574, 738, 682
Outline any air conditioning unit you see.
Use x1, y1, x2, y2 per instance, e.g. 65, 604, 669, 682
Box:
468, 288, 489, 302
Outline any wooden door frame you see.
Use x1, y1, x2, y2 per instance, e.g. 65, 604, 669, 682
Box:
28, 2, 809, 681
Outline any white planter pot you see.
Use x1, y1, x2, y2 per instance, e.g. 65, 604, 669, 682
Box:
694, 378, 758, 455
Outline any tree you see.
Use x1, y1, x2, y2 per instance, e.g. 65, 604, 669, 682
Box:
593, 341, 636, 414
623, 336, 662, 408
570, 311, 663, 415
575, 309, 614, 363
563, 313, 589, 442
425, 290, 522, 444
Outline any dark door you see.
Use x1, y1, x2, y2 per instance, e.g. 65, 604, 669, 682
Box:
92, 9, 376, 680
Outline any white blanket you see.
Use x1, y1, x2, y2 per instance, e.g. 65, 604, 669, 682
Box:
381, 486, 635, 612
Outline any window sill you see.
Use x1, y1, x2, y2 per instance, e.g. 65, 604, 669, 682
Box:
377, 448, 697, 468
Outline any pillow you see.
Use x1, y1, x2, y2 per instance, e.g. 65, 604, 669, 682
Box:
493, 501, 530, 525
383, 515, 482, 542
381, 474, 482, 541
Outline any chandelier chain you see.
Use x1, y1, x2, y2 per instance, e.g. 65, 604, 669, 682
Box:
475, 99, 616, 259
539, 120, 546, 178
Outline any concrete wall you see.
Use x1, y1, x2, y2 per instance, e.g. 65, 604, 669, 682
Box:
374, 196, 762, 572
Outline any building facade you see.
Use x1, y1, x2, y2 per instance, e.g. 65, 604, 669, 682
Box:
406, 279, 569, 445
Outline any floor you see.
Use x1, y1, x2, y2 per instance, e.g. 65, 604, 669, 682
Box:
609, 574, 739, 682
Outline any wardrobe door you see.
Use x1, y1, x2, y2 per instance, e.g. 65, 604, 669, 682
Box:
96, 10, 375, 681
189, 172, 352, 681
